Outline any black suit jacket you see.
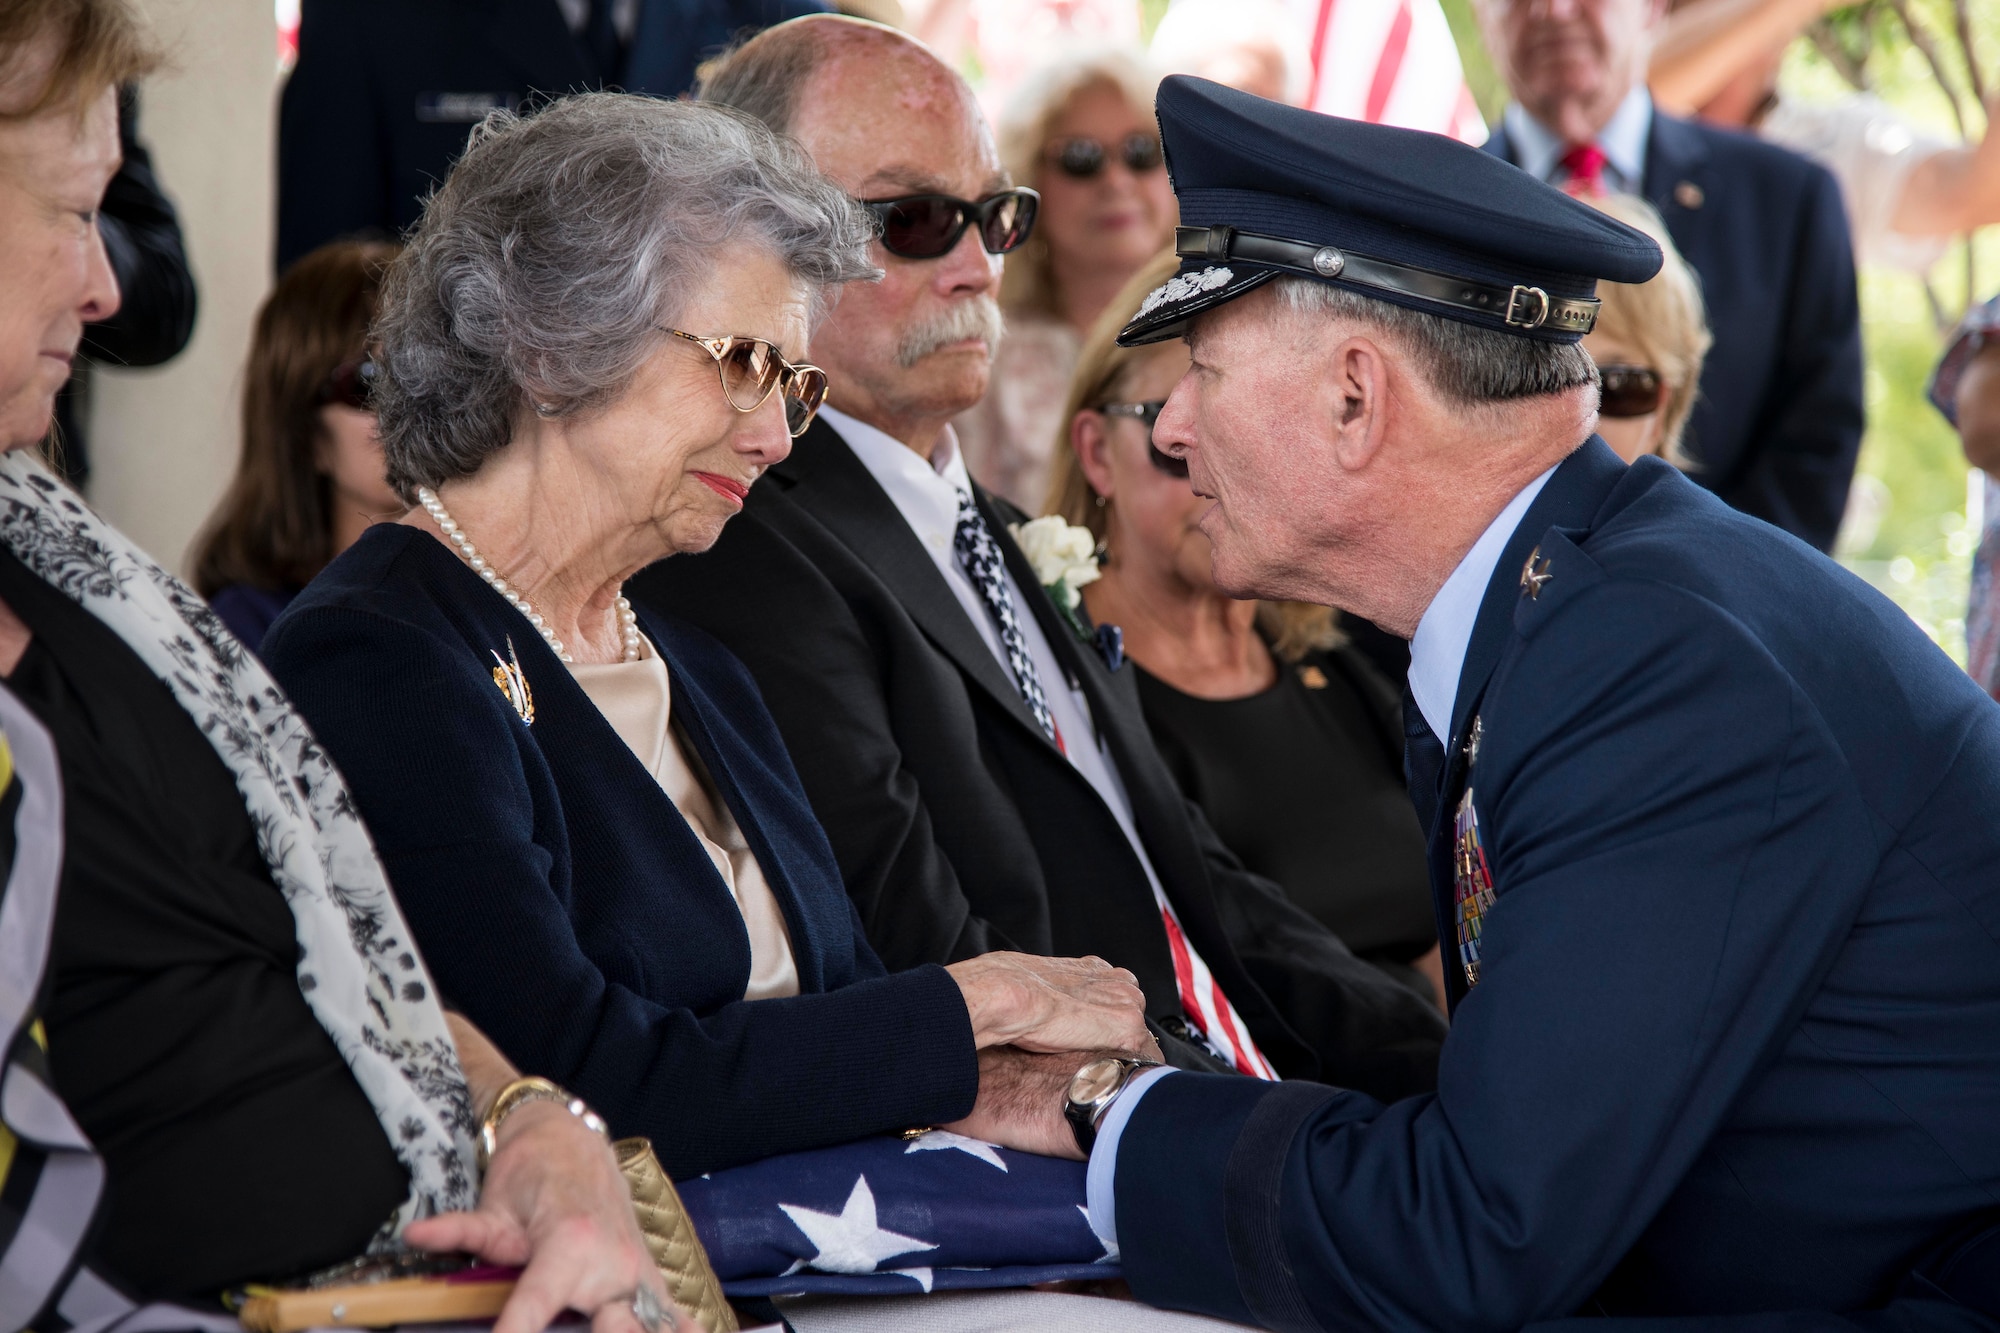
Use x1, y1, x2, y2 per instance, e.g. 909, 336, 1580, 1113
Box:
630, 419, 1447, 1101
276, 0, 825, 270
1487, 110, 1864, 552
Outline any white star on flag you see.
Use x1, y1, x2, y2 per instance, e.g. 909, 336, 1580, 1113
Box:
903, 1129, 1008, 1171
780, 1175, 939, 1274
1080, 1203, 1118, 1263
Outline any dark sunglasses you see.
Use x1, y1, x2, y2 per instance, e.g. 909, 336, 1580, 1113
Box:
1050, 133, 1164, 180
860, 189, 1040, 260
319, 356, 379, 411
1100, 400, 1187, 478
664, 328, 829, 438
1598, 364, 1665, 419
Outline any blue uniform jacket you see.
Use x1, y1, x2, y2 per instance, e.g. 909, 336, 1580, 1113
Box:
276, 0, 826, 271
264, 524, 977, 1179
1112, 441, 2000, 1328
1487, 113, 1864, 553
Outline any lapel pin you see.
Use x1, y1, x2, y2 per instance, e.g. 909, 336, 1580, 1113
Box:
1673, 180, 1704, 210
1520, 547, 1553, 600
492, 638, 535, 725
1298, 664, 1329, 690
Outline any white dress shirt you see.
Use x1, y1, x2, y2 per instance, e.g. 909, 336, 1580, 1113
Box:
822, 406, 1173, 907
1504, 87, 1654, 196
1085, 466, 1557, 1247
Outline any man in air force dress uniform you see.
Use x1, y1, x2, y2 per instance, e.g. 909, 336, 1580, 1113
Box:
955, 77, 2000, 1329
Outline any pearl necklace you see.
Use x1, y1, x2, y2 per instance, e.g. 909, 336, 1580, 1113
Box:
416, 486, 641, 664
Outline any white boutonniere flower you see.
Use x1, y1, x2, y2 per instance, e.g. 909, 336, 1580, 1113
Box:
1009, 515, 1101, 641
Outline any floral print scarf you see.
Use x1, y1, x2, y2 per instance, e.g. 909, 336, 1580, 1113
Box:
0, 451, 477, 1232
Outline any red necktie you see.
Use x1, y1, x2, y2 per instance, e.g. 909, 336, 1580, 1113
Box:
1559, 142, 1608, 197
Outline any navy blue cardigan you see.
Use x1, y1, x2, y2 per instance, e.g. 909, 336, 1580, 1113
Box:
265, 525, 978, 1178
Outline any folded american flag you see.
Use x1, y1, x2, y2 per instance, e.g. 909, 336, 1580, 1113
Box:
677, 1131, 1120, 1297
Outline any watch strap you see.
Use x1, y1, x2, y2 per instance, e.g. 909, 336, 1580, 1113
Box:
1065, 1057, 1162, 1156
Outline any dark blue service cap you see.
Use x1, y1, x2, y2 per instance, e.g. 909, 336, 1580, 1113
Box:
1117, 76, 1665, 347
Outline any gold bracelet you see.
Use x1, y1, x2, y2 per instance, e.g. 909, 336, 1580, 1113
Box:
476, 1075, 609, 1175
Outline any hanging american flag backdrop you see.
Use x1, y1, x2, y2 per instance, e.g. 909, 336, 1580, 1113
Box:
1295, 0, 1487, 143
678, 1132, 1119, 1298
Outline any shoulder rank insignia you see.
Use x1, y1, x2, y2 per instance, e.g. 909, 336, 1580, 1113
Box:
1453, 715, 1495, 989
1520, 546, 1553, 599
492, 638, 534, 725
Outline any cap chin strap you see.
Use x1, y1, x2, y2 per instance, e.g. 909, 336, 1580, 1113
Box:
1174, 225, 1599, 336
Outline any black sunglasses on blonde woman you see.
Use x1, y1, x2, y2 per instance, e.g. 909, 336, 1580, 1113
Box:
1597, 364, 1665, 419
1050, 133, 1164, 180
663, 328, 829, 437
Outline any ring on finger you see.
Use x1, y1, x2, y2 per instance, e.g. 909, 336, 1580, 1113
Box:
628, 1285, 677, 1333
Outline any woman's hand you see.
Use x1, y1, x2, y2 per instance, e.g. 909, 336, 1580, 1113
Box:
946, 951, 1158, 1059
404, 1103, 687, 1333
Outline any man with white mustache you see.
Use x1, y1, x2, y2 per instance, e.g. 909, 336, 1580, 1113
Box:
631, 14, 1448, 1103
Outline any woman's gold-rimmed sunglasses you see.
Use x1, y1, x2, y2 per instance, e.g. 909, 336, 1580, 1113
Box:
662, 328, 829, 437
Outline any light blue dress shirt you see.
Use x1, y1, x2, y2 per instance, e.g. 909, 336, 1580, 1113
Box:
1085, 465, 1557, 1248
1503, 87, 1654, 196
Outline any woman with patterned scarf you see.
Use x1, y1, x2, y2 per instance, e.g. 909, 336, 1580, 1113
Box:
0, 2, 676, 1328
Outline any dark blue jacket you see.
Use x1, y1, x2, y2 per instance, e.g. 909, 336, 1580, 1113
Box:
1488, 112, 1865, 554
276, 0, 825, 271
264, 524, 977, 1178
1113, 441, 2000, 1328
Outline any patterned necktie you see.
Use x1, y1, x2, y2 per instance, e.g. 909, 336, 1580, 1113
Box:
1403, 681, 1448, 838
952, 490, 1057, 742
1558, 142, 1608, 197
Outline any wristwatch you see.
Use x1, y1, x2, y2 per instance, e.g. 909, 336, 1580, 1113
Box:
1064, 1055, 1162, 1155
477, 1075, 609, 1174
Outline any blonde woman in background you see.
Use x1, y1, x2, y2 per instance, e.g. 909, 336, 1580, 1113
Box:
1047, 253, 1445, 1010
1581, 193, 1712, 466
953, 48, 1174, 511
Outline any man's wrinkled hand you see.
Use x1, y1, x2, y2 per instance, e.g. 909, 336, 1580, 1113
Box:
942, 1045, 1106, 1161
946, 951, 1156, 1056
404, 1102, 688, 1333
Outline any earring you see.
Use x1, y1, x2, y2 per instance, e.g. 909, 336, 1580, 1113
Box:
534, 401, 558, 417
1094, 493, 1108, 509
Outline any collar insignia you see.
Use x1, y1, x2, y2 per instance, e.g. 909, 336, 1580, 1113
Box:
1520, 547, 1553, 600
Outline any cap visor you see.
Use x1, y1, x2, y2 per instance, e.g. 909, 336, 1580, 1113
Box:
1116, 263, 1279, 347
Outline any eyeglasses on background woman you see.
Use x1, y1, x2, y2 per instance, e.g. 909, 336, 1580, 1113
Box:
1048, 131, 1163, 180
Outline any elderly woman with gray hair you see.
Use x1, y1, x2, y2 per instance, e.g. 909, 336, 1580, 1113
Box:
264, 92, 1151, 1181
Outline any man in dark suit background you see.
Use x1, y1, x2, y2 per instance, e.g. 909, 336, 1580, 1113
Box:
1478, 0, 1863, 553
631, 15, 1447, 1101
276, 0, 824, 271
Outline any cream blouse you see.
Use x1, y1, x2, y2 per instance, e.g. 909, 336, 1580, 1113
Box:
569, 640, 800, 1001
